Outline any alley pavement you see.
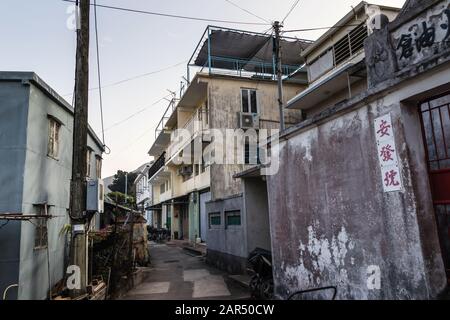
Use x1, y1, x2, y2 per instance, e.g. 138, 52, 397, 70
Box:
121, 243, 251, 300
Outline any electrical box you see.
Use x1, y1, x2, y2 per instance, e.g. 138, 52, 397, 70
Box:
86, 179, 104, 213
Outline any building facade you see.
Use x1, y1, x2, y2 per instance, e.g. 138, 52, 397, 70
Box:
134, 163, 153, 225
0, 72, 104, 300
146, 27, 309, 273
264, 0, 450, 299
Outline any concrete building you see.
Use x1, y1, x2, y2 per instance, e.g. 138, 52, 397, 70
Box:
134, 162, 153, 225
146, 26, 310, 273
259, 0, 450, 299
0, 72, 104, 300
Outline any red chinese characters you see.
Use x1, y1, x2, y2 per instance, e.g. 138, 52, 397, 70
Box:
375, 113, 402, 192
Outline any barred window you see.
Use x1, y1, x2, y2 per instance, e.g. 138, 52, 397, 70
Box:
34, 206, 48, 249
225, 210, 241, 227
47, 118, 61, 159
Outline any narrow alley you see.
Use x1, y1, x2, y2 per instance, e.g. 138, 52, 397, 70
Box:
121, 243, 251, 300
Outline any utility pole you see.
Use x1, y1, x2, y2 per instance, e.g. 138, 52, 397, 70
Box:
69, 0, 90, 298
273, 21, 285, 132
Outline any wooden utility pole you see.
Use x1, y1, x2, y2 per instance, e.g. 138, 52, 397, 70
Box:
69, 0, 90, 297
273, 21, 285, 132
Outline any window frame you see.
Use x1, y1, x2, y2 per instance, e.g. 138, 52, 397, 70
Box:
225, 210, 242, 228
241, 88, 259, 114
95, 155, 102, 179
86, 148, 93, 178
33, 205, 48, 250
209, 212, 221, 229
47, 117, 61, 160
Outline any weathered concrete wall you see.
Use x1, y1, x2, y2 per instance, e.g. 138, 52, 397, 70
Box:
243, 178, 271, 253
0, 73, 103, 300
18, 81, 104, 300
206, 194, 247, 274
207, 77, 304, 201
267, 66, 449, 299
0, 80, 29, 299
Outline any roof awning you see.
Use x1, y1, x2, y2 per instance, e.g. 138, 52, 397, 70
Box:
287, 57, 366, 110
191, 26, 312, 75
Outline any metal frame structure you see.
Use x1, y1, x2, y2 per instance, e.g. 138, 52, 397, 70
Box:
186, 25, 313, 83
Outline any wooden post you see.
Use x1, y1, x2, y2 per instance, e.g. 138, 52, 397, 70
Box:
69, 0, 90, 297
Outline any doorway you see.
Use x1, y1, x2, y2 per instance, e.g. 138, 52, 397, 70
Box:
419, 92, 450, 279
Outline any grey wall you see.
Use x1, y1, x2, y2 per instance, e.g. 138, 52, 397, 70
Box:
0, 80, 29, 299
243, 178, 271, 253
0, 74, 103, 300
267, 100, 447, 300
206, 195, 247, 274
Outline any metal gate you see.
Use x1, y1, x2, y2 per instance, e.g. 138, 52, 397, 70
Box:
419, 92, 450, 277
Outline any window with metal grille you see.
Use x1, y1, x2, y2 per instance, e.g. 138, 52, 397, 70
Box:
34, 205, 48, 250
209, 212, 221, 228
333, 23, 368, 67
420, 93, 450, 170
225, 210, 241, 227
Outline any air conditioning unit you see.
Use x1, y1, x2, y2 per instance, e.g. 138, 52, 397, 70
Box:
239, 112, 260, 129
178, 166, 193, 177
86, 179, 104, 213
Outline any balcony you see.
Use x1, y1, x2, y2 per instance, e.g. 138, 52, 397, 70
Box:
167, 106, 209, 161
148, 152, 166, 180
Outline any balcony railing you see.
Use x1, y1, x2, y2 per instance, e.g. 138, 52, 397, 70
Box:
148, 152, 166, 180
168, 107, 209, 159
155, 99, 178, 140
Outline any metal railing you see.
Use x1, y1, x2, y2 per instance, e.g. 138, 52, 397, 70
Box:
155, 99, 178, 140
168, 107, 209, 159
148, 152, 166, 180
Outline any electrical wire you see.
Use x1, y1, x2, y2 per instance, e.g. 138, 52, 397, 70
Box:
282, 0, 301, 24
223, 0, 271, 24
61, 0, 269, 26
93, 0, 106, 146
104, 94, 173, 132
62, 60, 187, 97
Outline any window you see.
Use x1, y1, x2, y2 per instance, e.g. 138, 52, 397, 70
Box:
225, 210, 241, 227
160, 183, 165, 194
34, 205, 48, 249
95, 155, 102, 179
86, 149, 92, 178
241, 89, 258, 114
47, 118, 61, 159
209, 212, 221, 228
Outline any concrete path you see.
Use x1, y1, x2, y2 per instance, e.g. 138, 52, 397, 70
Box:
121, 243, 250, 300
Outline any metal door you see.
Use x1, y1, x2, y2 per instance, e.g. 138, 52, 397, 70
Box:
419, 92, 450, 276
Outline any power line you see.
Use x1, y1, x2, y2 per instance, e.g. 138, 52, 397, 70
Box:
61, 0, 269, 26
93, 0, 105, 146
104, 94, 173, 132
223, 0, 271, 24
282, 23, 361, 33
282, 0, 301, 24
62, 60, 187, 96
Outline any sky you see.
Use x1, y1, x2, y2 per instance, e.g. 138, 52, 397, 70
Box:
0, 0, 406, 178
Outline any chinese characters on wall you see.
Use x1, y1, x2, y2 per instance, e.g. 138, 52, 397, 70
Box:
393, 1, 450, 69
375, 113, 402, 192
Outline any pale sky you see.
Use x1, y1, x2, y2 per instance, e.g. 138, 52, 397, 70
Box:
0, 0, 406, 177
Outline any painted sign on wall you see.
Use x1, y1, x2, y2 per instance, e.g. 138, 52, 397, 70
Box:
392, 0, 450, 69
375, 113, 402, 192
